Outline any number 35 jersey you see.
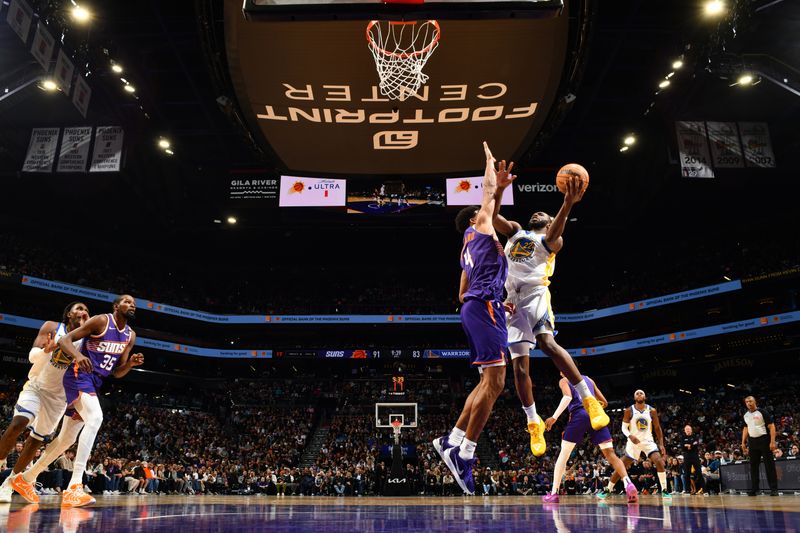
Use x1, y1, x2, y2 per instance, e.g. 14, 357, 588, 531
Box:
63, 314, 131, 403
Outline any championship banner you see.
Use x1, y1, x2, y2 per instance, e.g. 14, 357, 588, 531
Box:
72, 74, 91, 118
675, 121, 713, 178
22, 127, 60, 173
54, 49, 75, 94
89, 126, 124, 172
278, 176, 346, 207
56, 126, 93, 173
706, 121, 743, 168
6, 0, 33, 44
446, 176, 515, 206
30, 22, 56, 71
738, 122, 776, 168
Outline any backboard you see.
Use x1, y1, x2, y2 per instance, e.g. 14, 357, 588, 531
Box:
375, 402, 418, 428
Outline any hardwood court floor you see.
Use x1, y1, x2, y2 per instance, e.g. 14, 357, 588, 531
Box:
2, 494, 799, 532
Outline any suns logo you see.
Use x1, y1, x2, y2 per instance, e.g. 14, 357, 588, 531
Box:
509, 238, 536, 262
50, 347, 72, 369
635, 417, 649, 431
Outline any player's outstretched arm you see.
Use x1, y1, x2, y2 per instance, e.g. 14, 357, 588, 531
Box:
589, 378, 609, 408
544, 176, 586, 253
474, 142, 499, 235
113, 332, 143, 379
458, 270, 468, 304
29, 321, 58, 363
652, 408, 665, 455
58, 314, 109, 372
491, 161, 521, 237
545, 378, 573, 430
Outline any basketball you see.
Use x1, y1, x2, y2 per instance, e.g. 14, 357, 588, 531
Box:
556, 163, 590, 194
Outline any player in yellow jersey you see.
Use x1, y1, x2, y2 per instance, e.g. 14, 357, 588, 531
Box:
491, 174, 609, 457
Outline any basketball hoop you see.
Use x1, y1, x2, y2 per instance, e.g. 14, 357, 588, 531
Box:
391, 419, 403, 438
366, 19, 440, 101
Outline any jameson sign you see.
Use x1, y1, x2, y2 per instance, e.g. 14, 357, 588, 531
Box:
225, 6, 569, 175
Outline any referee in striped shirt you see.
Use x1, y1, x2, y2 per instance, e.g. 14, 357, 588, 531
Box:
741, 396, 778, 496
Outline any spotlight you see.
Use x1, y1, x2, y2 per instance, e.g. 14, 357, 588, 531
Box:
111, 64, 123, 74
619, 146, 630, 152
158, 139, 171, 149
623, 135, 636, 146
672, 60, 684, 69
227, 216, 237, 225
659, 80, 671, 89
41, 79, 58, 91
71, 5, 91, 23
737, 73, 753, 86
704, 0, 725, 16
124, 84, 136, 93
165, 148, 174, 156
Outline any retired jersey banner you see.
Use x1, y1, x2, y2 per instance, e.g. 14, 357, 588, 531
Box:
72, 75, 91, 118
278, 176, 346, 206
54, 50, 75, 94
739, 122, 776, 168
89, 126, 124, 172
446, 176, 515, 206
706, 121, 743, 168
30, 22, 56, 71
22, 127, 60, 173
56, 126, 93, 173
675, 121, 714, 178
6, 0, 33, 44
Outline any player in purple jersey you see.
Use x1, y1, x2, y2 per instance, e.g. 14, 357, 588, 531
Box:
542, 374, 638, 504
432, 142, 514, 495
12, 295, 143, 508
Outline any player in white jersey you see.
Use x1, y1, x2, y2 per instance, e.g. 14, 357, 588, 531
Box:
492, 174, 609, 457
604, 389, 671, 498
0, 302, 89, 502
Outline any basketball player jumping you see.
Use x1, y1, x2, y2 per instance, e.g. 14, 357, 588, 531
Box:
543, 373, 638, 504
12, 295, 143, 507
605, 390, 671, 498
491, 173, 609, 457
432, 142, 512, 495
0, 302, 89, 502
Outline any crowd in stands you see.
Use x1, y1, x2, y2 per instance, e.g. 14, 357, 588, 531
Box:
1, 232, 797, 316
2, 368, 798, 498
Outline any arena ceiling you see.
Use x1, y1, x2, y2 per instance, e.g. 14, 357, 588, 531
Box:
0, 0, 798, 237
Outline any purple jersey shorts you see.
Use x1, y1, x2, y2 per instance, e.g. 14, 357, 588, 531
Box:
562, 409, 612, 445
63, 363, 105, 406
460, 298, 508, 367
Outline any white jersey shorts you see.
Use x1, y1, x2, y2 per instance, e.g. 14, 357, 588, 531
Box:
506, 286, 555, 357
625, 439, 660, 460
13, 381, 67, 441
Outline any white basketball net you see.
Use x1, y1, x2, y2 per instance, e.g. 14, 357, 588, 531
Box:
367, 20, 441, 101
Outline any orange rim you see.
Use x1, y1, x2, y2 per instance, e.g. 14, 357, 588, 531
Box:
366, 19, 440, 60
